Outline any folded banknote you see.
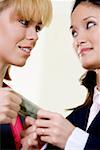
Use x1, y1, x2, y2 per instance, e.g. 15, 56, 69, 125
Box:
5, 88, 40, 119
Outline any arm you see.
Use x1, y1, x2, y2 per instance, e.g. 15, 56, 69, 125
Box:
36, 108, 100, 150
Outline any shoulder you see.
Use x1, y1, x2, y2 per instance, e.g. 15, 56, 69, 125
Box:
67, 105, 90, 117
66, 105, 91, 128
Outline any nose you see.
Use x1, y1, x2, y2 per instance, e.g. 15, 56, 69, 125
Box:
75, 30, 87, 48
26, 26, 38, 42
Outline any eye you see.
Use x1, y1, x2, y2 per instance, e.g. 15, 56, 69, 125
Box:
35, 25, 41, 32
71, 30, 78, 38
19, 19, 30, 26
86, 21, 96, 29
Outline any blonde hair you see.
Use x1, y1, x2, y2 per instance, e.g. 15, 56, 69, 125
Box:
1, 0, 52, 80
0, 0, 52, 26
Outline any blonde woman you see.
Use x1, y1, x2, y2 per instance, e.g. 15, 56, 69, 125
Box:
0, 0, 52, 149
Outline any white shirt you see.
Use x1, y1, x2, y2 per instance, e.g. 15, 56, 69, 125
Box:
65, 86, 100, 150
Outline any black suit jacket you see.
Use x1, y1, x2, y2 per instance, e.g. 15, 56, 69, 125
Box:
46, 105, 100, 150
0, 115, 25, 150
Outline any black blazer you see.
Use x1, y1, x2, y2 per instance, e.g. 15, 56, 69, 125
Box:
46, 105, 100, 150
0, 115, 25, 150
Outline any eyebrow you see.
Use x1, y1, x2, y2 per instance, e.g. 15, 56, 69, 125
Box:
83, 16, 96, 21
70, 16, 96, 30
38, 22, 42, 25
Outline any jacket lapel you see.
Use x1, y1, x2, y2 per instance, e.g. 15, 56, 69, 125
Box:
87, 111, 100, 136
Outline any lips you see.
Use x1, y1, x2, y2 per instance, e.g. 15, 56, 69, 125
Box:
78, 47, 93, 56
18, 46, 32, 56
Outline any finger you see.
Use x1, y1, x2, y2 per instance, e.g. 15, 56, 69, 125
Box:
9, 101, 20, 112
24, 125, 36, 135
40, 135, 52, 144
3, 107, 18, 119
0, 107, 18, 119
21, 132, 38, 147
7, 110, 18, 119
0, 99, 20, 115
0, 106, 19, 123
25, 116, 35, 127
27, 135, 38, 146
0, 114, 12, 124
10, 93, 22, 105
37, 109, 55, 120
36, 128, 50, 136
36, 119, 51, 128
0, 96, 18, 106
5, 88, 22, 104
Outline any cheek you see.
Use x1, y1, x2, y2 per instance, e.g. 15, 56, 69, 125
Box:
73, 41, 78, 55
7, 28, 25, 43
1, 24, 25, 44
0, 34, 9, 51
0, 32, 15, 52
95, 38, 100, 51
92, 29, 100, 47
0, 30, 23, 47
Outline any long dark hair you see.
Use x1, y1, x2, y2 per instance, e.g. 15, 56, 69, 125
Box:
71, 0, 100, 107
80, 71, 96, 106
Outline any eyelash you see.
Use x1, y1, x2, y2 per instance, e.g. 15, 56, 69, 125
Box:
35, 26, 41, 32
86, 21, 96, 29
71, 30, 77, 38
71, 21, 96, 38
18, 19, 41, 32
19, 19, 29, 26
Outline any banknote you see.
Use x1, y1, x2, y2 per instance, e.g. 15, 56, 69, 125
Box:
5, 88, 40, 119
19, 95, 40, 119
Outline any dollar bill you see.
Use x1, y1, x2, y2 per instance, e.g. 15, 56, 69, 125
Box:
5, 88, 40, 119
19, 95, 40, 119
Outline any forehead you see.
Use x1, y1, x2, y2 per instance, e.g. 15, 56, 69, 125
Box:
71, 3, 100, 25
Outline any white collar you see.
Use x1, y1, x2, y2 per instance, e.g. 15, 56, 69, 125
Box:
93, 86, 100, 105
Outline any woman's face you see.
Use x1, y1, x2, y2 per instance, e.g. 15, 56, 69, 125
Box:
0, 5, 42, 66
71, 3, 100, 70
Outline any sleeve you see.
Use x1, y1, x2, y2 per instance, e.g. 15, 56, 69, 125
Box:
41, 143, 48, 150
45, 128, 100, 150
65, 127, 89, 150
66, 107, 100, 150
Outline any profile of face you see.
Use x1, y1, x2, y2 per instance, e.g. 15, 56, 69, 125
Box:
0, 5, 42, 67
71, 2, 100, 70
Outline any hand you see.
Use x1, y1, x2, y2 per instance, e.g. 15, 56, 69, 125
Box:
0, 88, 22, 124
36, 109, 75, 149
21, 116, 44, 150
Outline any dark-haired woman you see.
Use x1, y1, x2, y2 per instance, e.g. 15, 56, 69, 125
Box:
26, 0, 100, 149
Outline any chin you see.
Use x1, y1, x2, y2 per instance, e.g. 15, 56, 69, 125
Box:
82, 64, 99, 70
12, 61, 26, 67
17, 62, 26, 67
